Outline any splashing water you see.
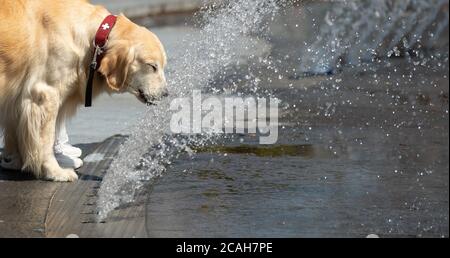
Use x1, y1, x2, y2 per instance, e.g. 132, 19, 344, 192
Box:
299, 0, 449, 74
97, 0, 282, 220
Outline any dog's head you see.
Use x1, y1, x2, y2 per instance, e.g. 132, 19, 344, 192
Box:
99, 15, 168, 105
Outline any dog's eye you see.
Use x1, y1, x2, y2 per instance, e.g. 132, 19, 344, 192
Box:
147, 63, 158, 72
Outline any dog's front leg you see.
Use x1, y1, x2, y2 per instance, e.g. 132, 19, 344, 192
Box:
18, 83, 78, 182
40, 94, 79, 182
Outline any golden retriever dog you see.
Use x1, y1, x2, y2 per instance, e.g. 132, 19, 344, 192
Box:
0, 0, 168, 181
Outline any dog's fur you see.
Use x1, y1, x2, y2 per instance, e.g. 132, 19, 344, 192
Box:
0, 0, 168, 181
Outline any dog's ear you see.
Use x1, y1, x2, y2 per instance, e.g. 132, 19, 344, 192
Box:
98, 43, 135, 91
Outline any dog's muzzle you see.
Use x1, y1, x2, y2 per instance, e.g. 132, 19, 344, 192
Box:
138, 89, 169, 106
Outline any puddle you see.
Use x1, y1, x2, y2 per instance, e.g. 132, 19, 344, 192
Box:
192, 144, 335, 159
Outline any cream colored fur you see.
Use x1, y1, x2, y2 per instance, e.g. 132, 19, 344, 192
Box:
0, 0, 168, 181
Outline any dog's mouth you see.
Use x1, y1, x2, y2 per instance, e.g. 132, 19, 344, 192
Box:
138, 89, 157, 106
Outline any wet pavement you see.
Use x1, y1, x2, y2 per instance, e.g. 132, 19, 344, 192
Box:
0, 3, 449, 238
0, 143, 101, 237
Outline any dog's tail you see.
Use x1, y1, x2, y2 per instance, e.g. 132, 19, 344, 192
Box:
17, 86, 57, 178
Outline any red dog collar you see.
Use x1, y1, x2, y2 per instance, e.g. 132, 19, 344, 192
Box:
85, 15, 118, 107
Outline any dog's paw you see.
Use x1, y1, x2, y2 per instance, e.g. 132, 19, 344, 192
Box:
44, 168, 78, 182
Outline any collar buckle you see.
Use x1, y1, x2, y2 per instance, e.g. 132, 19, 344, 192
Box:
90, 44, 104, 70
